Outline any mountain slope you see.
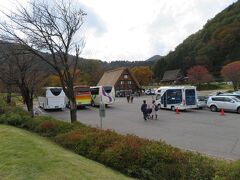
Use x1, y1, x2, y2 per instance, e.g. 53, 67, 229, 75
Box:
157, 0, 240, 78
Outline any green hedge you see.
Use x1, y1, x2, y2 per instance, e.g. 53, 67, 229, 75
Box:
0, 102, 239, 179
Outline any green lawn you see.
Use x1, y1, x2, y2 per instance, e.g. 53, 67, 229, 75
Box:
0, 125, 132, 180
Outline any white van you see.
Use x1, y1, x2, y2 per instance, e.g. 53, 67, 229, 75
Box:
155, 86, 197, 111
90, 86, 115, 106
38, 87, 66, 110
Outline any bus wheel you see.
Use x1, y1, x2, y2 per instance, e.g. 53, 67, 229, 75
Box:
171, 106, 175, 111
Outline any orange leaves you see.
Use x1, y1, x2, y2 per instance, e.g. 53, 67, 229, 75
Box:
221, 61, 240, 90
187, 65, 213, 84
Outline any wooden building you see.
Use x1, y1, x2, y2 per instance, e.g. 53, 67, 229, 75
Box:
161, 69, 185, 84
97, 67, 141, 97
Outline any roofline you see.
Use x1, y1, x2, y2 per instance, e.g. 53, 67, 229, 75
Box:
104, 67, 127, 73
44, 87, 62, 89
157, 86, 196, 90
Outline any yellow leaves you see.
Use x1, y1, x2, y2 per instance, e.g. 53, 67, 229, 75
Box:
131, 66, 153, 86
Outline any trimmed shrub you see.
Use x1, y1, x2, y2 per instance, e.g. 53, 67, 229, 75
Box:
34, 116, 74, 137
0, 106, 32, 126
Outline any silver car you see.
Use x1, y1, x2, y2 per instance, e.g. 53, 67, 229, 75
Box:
207, 96, 240, 114
197, 96, 208, 109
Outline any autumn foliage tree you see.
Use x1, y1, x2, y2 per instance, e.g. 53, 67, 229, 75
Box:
131, 66, 153, 86
187, 65, 213, 86
0, 0, 86, 122
221, 61, 240, 90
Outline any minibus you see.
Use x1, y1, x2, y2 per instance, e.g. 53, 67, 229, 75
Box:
155, 86, 197, 111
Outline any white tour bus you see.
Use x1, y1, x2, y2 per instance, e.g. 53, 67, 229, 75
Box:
155, 86, 197, 111
38, 87, 66, 110
90, 86, 115, 106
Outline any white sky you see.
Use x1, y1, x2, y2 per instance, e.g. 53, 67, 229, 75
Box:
0, 0, 238, 61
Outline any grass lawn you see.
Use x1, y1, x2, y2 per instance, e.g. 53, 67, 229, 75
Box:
0, 125, 132, 180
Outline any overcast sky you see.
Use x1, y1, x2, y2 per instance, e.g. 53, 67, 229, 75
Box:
0, 0, 238, 61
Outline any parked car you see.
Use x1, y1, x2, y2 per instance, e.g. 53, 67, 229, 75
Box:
207, 96, 240, 113
145, 89, 156, 95
197, 96, 208, 109
234, 91, 240, 95
217, 93, 240, 100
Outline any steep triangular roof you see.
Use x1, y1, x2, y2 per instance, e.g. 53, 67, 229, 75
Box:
161, 69, 181, 82
97, 67, 141, 88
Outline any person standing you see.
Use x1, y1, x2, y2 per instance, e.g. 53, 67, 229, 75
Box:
126, 94, 130, 103
141, 100, 148, 121
130, 94, 134, 103
151, 100, 158, 120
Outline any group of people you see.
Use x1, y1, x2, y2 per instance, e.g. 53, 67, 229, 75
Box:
126, 94, 134, 103
141, 100, 158, 121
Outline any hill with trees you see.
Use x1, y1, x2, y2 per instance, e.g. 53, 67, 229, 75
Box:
154, 0, 240, 80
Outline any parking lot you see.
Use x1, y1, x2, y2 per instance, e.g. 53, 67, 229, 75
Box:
39, 95, 240, 160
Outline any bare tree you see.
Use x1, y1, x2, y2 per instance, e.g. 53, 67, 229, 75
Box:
0, 43, 48, 117
0, 0, 86, 122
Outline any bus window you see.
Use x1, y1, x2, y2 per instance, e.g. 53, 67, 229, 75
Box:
166, 89, 182, 104
103, 86, 112, 94
90, 88, 99, 95
185, 89, 196, 105
156, 94, 161, 100
50, 88, 62, 96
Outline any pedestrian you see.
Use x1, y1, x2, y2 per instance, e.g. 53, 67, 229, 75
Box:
130, 94, 134, 103
126, 94, 130, 103
151, 100, 158, 120
141, 100, 148, 121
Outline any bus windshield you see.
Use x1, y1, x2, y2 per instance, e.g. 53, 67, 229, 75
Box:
74, 86, 90, 94
50, 88, 62, 96
103, 86, 112, 93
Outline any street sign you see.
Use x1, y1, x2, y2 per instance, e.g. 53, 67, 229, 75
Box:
99, 102, 106, 118
99, 97, 106, 129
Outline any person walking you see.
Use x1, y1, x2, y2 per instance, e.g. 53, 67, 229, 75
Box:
141, 100, 148, 121
151, 100, 158, 120
130, 94, 134, 103
126, 94, 130, 103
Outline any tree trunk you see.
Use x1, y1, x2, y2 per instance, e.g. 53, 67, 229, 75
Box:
6, 85, 12, 104
69, 99, 77, 123
6, 92, 12, 104
233, 81, 238, 91
25, 96, 34, 117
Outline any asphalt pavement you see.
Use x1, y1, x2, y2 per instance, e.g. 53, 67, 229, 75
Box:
36, 95, 240, 160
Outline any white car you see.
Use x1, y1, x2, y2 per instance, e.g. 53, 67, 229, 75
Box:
207, 96, 240, 114
145, 89, 155, 95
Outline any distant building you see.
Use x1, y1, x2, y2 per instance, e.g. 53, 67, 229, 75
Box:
98, 67, 141, 97
161, 69, 186, 84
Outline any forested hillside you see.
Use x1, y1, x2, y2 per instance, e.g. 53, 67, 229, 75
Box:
154, 0, 240, 80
